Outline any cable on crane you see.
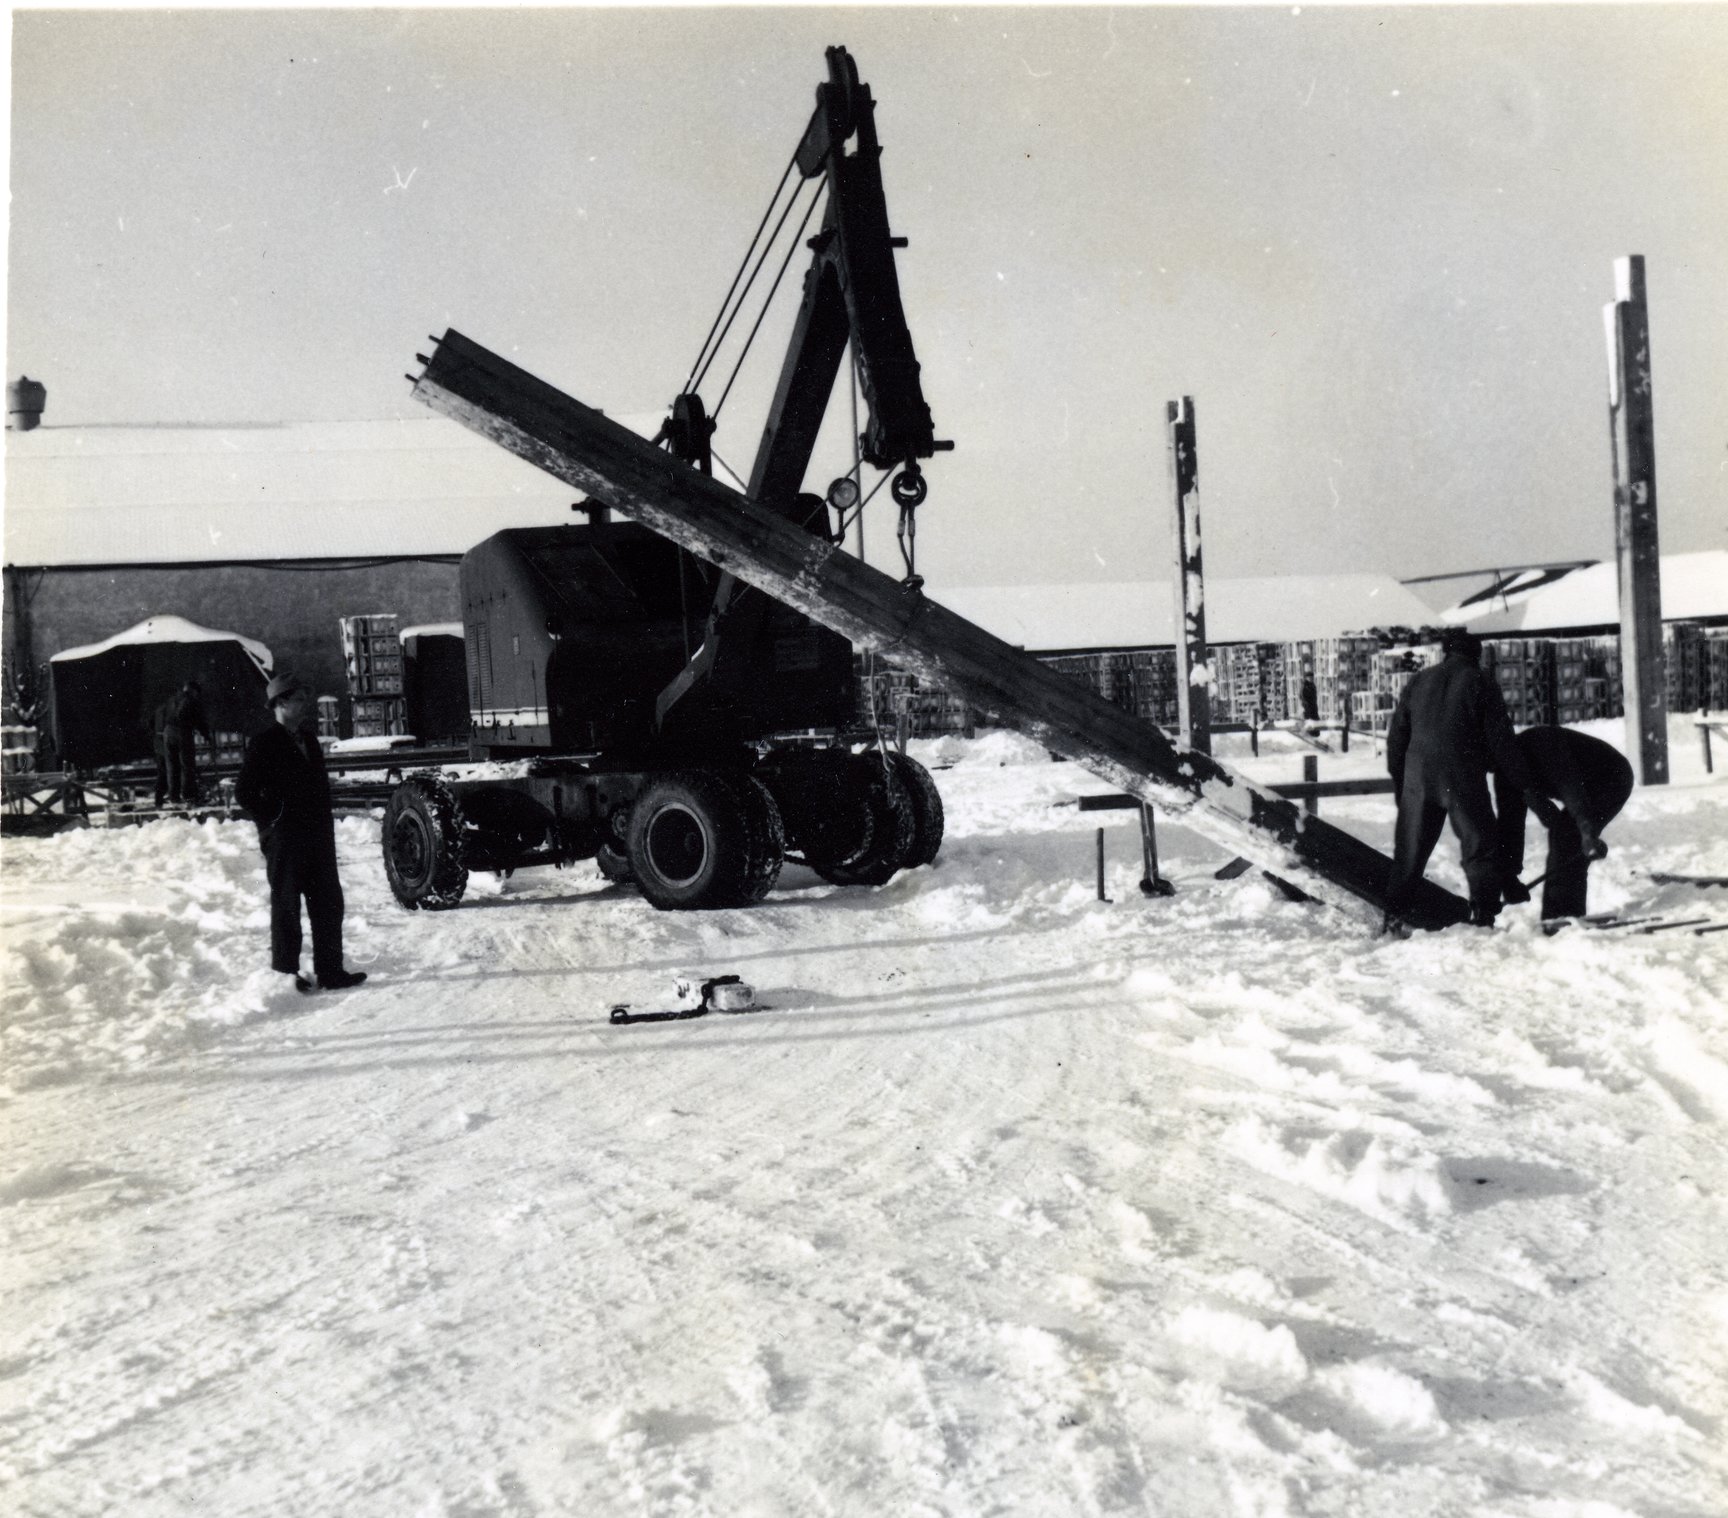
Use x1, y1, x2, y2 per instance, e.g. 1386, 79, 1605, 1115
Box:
711, 176, 828, 422
683, 145, 804, 399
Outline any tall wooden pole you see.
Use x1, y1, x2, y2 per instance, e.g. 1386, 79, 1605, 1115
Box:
1603, 255, 1668, 785
1168, 396, 1210, 755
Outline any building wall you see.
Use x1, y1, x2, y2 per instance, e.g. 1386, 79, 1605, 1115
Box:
5, 560, 461, 716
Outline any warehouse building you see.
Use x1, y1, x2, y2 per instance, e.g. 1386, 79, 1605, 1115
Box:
3, 416, 580, 749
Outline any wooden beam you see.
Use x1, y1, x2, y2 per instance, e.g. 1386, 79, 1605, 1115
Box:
1604, 255, 1669, 785
410, 330, 1470, 931
1168, 397, 1210, 755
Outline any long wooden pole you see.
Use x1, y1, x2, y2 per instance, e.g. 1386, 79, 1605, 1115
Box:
1168, 397, 1211, 755
410, 329, 1472, 931
1603, 255, 1669, 785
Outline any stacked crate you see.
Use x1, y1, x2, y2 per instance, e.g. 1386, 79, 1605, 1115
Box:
1254, 643, 1288, 723
193, 730, 248, 768
1281, 640, 1317, 719
1664, 622, 1710, 714
1352, 689, 1397, 735
1358, 645, 1437, 735
1310, 636, 1378, 723
1708, 630, 1728, 711
1588, 634, 1623, 719
1483, 638, 1555, 727
1035, 650, 1182, 731
316, 695, 341, 738
1129, 649, 1181, 729
340, 614, 408, 737
1201, 644, 1254, 725
1550, 636, 1619, 724
854, 662, 973, 738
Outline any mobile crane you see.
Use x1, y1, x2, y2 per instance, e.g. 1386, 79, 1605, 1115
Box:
387, 45, 1473, 932
381, 46, 954, 912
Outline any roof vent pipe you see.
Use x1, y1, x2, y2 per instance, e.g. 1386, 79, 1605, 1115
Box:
7, 376, 46, 431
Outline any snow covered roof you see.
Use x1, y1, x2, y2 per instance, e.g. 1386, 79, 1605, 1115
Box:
935, 574, 1438, 650
49, 614, 272, 670
1439, 550, 1728, 634
2, 417, 645, 567
400, 623, 465, 642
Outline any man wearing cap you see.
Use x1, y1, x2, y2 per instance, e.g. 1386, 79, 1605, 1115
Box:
1382, 627, 1562, 932
235, 673, 367, 993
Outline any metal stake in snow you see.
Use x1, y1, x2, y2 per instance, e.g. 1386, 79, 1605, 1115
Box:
1168, 396, 1210, 757
410, 331, 1472, 931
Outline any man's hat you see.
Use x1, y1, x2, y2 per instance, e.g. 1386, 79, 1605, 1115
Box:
1439, 626, 1482, 660
266, 673, 306, 706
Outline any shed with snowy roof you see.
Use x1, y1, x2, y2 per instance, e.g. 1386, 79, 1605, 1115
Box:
1437, 550, 1728, 636
47, 615, 273, 769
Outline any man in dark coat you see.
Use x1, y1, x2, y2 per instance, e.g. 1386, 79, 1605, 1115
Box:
1383, 628, 1560, 930
158, 680, 213, 805
234, 673, 367, 993
1495, 726, 1633, 921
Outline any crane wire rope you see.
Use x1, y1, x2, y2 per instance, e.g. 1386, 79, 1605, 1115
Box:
710, 175, 829, 423
682, 145, 804, 399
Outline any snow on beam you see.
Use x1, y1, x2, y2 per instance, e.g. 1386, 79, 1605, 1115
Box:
409, 329, 1470, 932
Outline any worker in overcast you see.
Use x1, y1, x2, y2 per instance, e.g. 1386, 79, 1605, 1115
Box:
1382, 626, 1562, 932
1495, 726, 1633, 922
153, 679, 212, 807
235, 673, 368, 994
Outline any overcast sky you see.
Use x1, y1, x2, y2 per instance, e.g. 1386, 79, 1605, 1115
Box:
7, 5, 1726, 595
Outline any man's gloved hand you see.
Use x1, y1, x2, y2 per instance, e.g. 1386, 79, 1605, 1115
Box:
1529, 795, 1564, 830
1502, 875, 1532, 905
1578, 827, 1608, 862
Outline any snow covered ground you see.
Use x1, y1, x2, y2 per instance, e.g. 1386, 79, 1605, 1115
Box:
3, 719, 1725, 1517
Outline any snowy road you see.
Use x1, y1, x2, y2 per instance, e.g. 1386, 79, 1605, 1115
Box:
3, 727, 1725, 1516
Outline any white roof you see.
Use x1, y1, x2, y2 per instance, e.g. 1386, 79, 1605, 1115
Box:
400, 623, 465, 641
935, 574, 1438, 650
49, 614, 273, 670
3, 417, 633, 567
1440, 550, 1728, 633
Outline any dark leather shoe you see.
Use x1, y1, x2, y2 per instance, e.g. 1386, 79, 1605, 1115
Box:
1378, 911, 1412, 940
289, 973, 314, 994
320, 969, 368, 991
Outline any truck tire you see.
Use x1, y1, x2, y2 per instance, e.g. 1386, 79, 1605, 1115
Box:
594, 841, 633, 884
812, 753, 917, 887
383, 775, 469, 910
759, 748, 874, 871
886, 752, 944, 869
713, 772, 786, 905
626, 771, 761, 911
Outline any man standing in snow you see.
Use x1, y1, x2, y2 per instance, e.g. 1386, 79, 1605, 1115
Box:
235, 673, 368, 994
1495, 726, 1633, 922
1382, 627, 1560, 932
159, 680, 213, 805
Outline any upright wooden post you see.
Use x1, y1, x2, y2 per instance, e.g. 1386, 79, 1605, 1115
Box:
1604, 255, 1669, 785
1168, 397, 1210, 755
